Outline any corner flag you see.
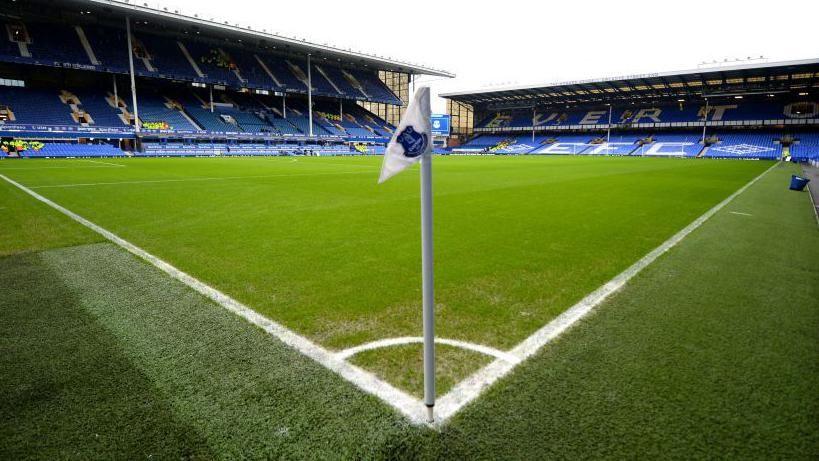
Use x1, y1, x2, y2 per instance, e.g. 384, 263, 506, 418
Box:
378, 86, 436, 423
378, 86, 432, 183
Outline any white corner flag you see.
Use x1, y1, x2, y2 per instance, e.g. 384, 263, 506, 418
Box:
378, 86, 436, 423
378, 86, 432, 183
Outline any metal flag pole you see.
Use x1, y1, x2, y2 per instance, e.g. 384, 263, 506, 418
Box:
420, 129, 435, 423
377, 84, 435, 421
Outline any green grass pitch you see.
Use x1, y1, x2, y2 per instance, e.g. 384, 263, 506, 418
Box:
1, 156, 816, 459
0, 156, 771, 395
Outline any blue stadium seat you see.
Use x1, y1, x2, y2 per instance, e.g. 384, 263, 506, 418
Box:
21, 143, 124, 158
790, 133, 819, 161
705, 132, 781, 160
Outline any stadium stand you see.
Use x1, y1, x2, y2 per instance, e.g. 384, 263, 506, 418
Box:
790, 133, 819, 161
705, 132, 781, 160
138, 140, 353, 157
0, 0, 430, 156
0, 12, 407, 103
3, 141, 125, 157
141, 142, 225, 157
0, 86, 75, 126
70, 90, 128, 128
25, 22, 91, 65
645, 133, 704, 157
135, 91, 199, 132
443, 59, 819, 162
82, 24, 130, 73
4, 1, 817, 161
473, 101, 819, 131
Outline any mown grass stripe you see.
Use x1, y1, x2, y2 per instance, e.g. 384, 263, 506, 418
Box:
435, 162, 818, 458
435, 161, 781, 423
0, 173, 430, 424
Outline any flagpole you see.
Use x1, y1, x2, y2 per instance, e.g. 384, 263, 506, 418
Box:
376, 84, 435, 421
420, 140, 435, 423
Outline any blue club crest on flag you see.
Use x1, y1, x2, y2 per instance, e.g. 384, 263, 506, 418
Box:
378, 86, 431, 184
397, 126, 429, 158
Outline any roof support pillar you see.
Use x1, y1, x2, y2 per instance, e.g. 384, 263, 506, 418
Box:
607, 104, 612, 144
701, 98, 709, 144
531, 106, 536, 143
125, 16, 140, 133
307, 54, 313, 137
112, 74, 118, 107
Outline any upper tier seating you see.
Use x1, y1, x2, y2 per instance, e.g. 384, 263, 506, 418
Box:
321, 66, 364, 98
136, 34, 195, 80
82, 24, 129, 72
183, 41, 239, 85
0, 78, 394, 140
230, 52, 283, 91
347, 69, 402, 105
309, 64, 343, 97
264, 59, 307, 92
477, 101, 819, 129
1, 20, 403, 104
25, 22, 91, 65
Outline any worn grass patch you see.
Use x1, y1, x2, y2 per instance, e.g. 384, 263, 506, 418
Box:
0, 243, 426, 459
349, 344, 493, 398
0, 172, 100, 256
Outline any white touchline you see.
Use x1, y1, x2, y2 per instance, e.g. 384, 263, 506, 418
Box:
0, 173, 429, 425
0, 161, 779, 427
433, 161, 779, 424
337, 337, 520, 364
807, 184, 819, 227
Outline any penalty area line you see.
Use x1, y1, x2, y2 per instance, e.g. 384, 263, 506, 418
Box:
0, 173, 430, 425
433, 161, 780, 425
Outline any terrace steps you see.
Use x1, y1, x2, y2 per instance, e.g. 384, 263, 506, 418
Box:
342, 70, 371, 99
177, 41, 204, 78
254, 55, 283, 87
314, 65, 343, 95
74, 26, 99, 65
131, 36, 157, 72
